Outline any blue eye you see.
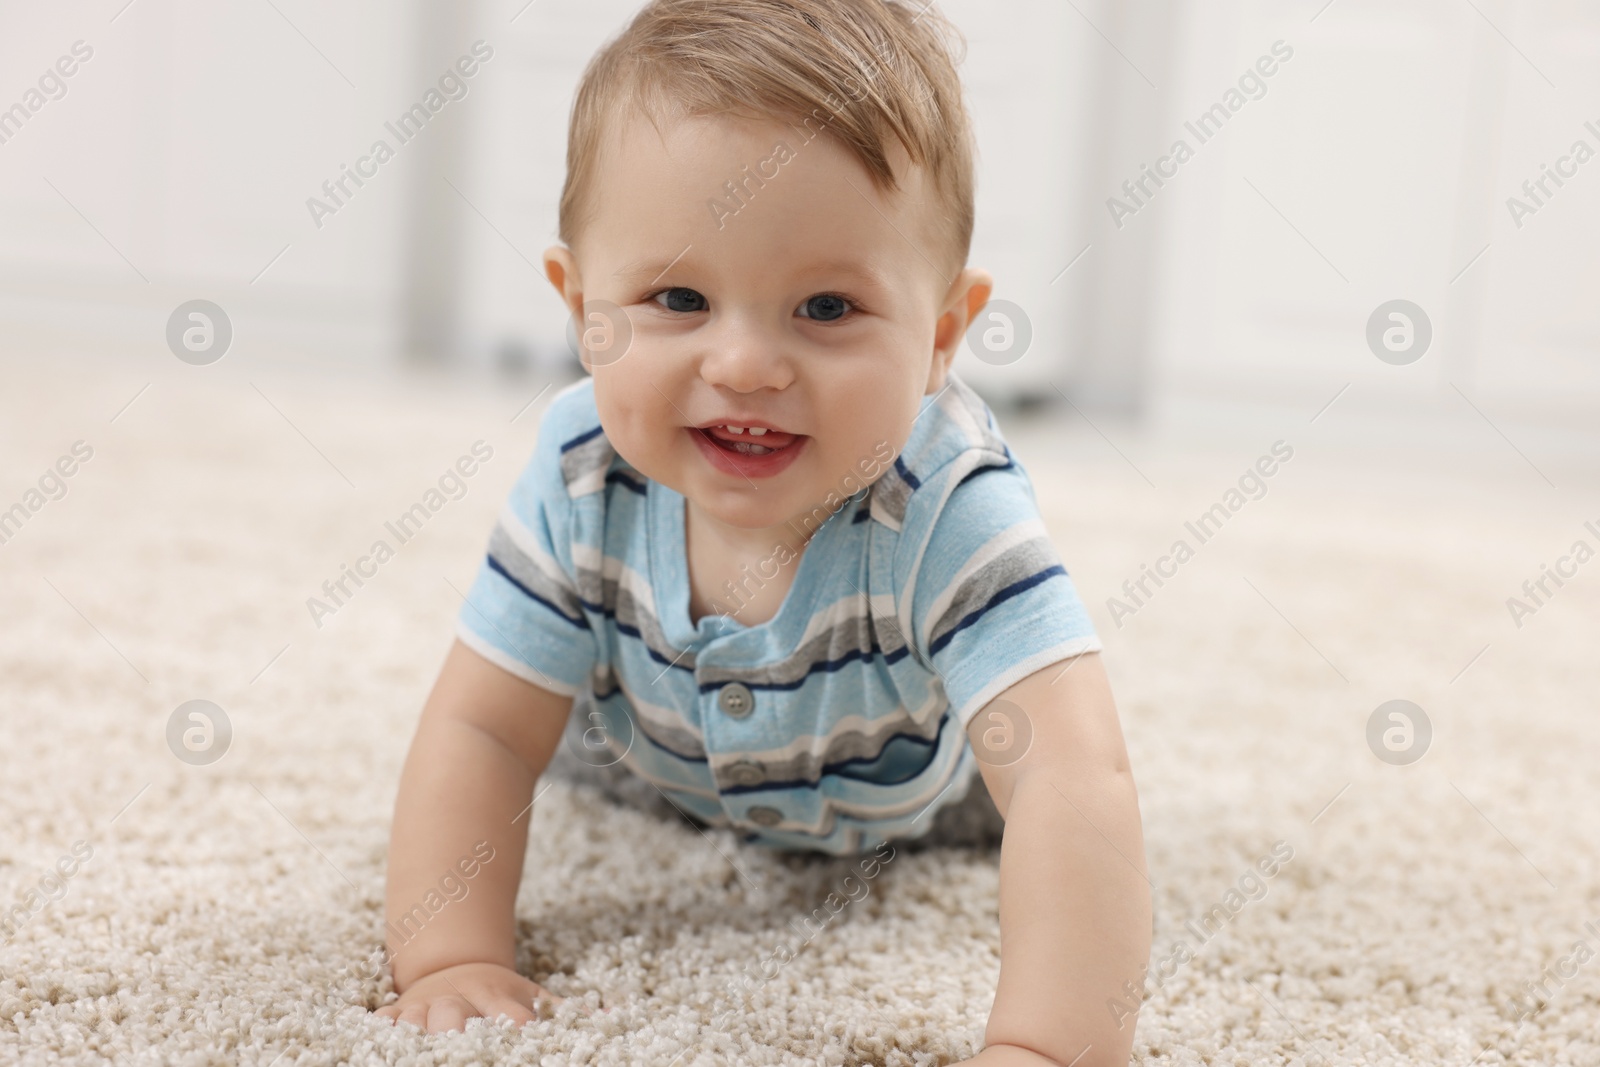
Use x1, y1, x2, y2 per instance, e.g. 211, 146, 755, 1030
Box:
799, 294, 851, 322
653, 288, 707, 313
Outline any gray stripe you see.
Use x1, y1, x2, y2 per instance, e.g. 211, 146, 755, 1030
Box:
927, 535, 1063, 653
869, 466, 913, 526
488, 522, 585, 621
558, 429, 613, 494
693, 599, 912, 690
948, 374, 1008, 454
570, 559, 698, 674
724, 710, 945, 791
588, 663, 708, 760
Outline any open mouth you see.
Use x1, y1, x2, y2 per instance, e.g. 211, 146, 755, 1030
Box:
689, 421, 808, 479
697, 423, 801, 456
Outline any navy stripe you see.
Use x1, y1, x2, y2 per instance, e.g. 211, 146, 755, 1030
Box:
579, 590, 917, 685
586, 690, 710, 764
928, 565, 1068, 658
486, 554, 592, 630
612, 617, 699, 673
851, 501, 872, 523
894, 456, 921, 490
632, 715, 707, 763
560, 425, 605, 452
715, 712, 952, 794
606, 469, 648, 495
697, 642, 912, 694
563, 597, 698, 674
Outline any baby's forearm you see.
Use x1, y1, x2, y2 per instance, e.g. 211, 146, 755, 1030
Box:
385, 715, 537, 990
983, 767, 1151, 1067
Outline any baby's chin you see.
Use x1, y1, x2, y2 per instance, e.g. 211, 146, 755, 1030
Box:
681, 480, 817, 533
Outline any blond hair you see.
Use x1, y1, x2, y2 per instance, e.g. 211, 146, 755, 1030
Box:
559, 0, 976, 277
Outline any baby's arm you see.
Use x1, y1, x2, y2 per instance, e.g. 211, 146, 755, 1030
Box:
374, 639, 575, 1034
960, 653, 1151, 1067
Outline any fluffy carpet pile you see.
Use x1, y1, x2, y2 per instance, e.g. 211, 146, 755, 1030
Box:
1, 357, 1596, 1065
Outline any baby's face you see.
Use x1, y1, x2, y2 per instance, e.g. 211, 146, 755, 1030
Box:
548, 110, 987, 538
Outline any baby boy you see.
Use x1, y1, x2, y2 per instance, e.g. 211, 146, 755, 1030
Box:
376, 2, 1150, 1063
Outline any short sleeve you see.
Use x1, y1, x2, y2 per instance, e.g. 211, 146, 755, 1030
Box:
900, 452, 1101, 730
454, 388, 598, 696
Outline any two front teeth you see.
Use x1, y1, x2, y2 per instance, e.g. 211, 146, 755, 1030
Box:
709, 424, 782, 456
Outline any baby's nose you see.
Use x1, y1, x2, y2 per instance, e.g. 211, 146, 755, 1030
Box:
697, 328, 793, 393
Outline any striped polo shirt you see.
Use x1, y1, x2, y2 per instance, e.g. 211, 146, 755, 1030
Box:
455, 372, 1100, 856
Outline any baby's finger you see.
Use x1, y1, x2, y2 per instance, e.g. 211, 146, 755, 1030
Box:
397, 1002, 431, 1031
426, 995, 475, 1035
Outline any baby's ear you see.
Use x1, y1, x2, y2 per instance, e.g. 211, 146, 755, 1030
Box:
927, 267, 994, 393
544, 246, 594, 374
543, 245, 585, 317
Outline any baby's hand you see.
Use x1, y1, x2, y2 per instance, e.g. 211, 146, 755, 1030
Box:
374, 961, 575, 1034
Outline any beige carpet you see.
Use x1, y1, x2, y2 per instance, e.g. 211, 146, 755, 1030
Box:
2, 356, 1597, 1066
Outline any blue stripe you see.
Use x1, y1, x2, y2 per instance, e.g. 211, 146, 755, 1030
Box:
560, 424, 605, 452
586, 690, 709, 764
697, 642, 913, 694
486, 554, 591, 630
894, 456, 921, 490
612, 617, 699, 673
928, 565, 1068, 658
561, 598, 699, 675
580, 690, 945, 784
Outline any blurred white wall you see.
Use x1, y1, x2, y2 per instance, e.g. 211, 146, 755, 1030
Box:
0, 0, 421, 368
1143, 0, 1600, 424
0, 0, 1596, 423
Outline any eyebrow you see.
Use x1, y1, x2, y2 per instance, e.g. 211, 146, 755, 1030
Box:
615, 250, 692, 284
803, 261, 895, 293
615, 255, 894, 294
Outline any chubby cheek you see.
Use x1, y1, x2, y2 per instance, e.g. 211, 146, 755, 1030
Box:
819, 394, 914, 486
592, 374, 674, 476
834, 348, 927, 457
